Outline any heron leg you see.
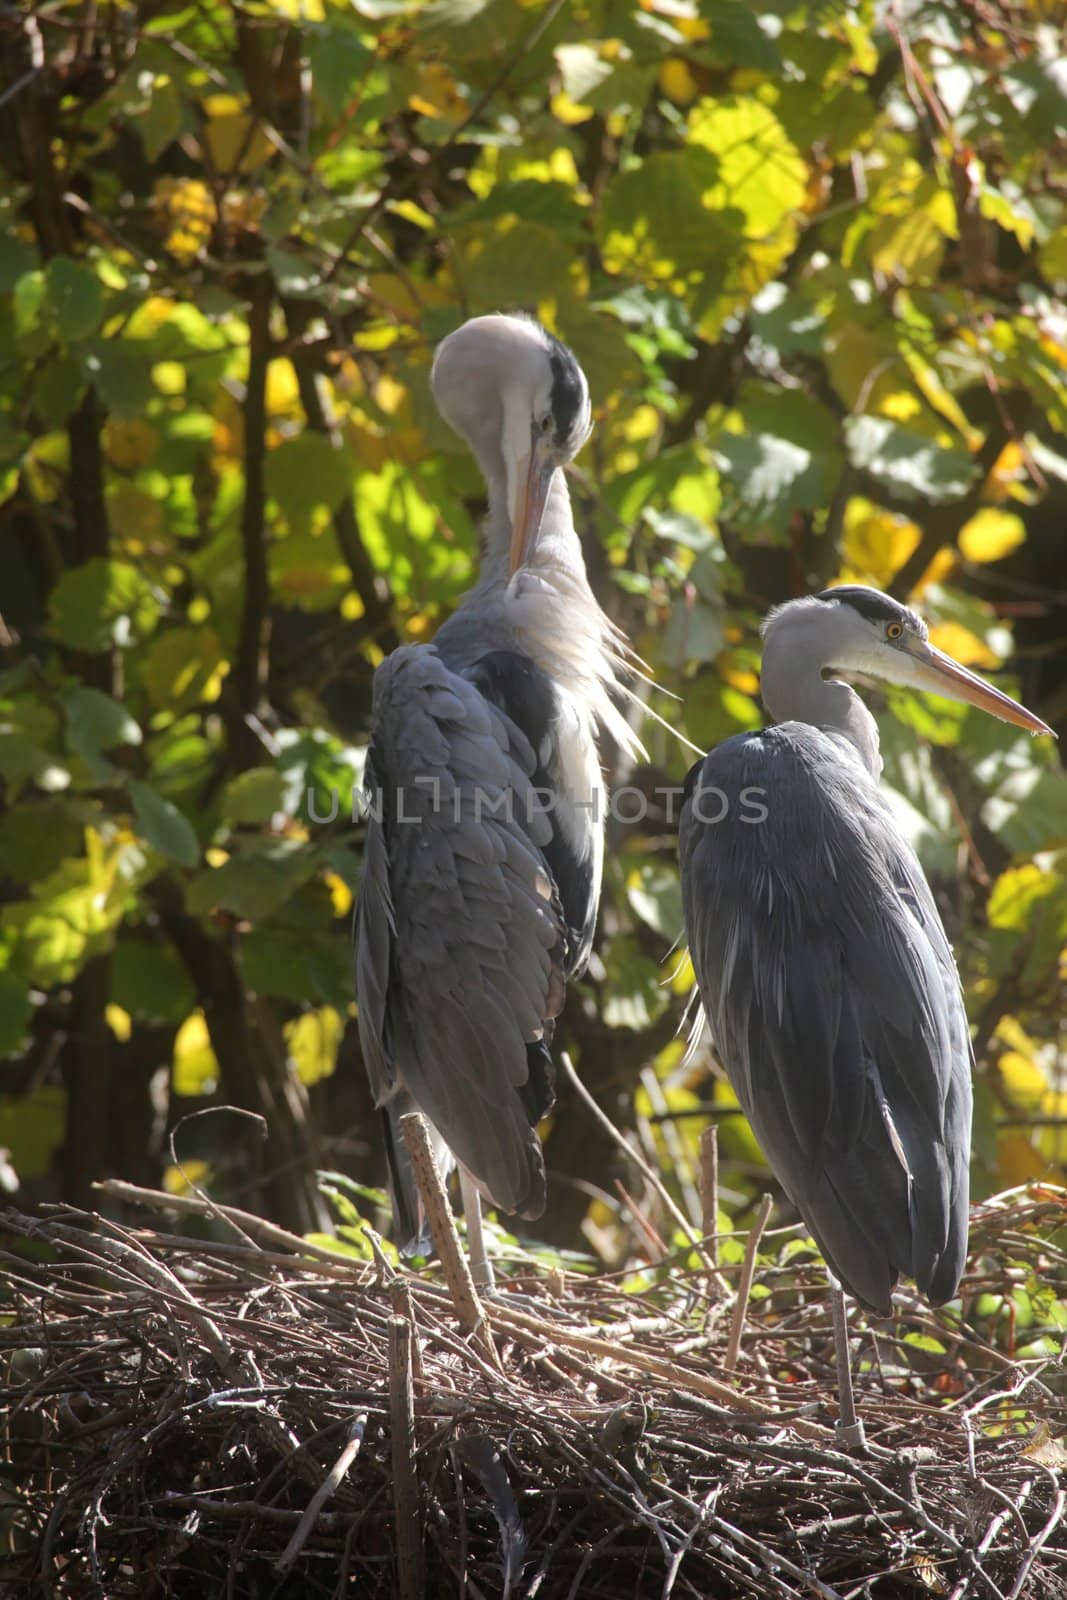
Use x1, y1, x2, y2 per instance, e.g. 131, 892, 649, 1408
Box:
459, 1169, 495, 1293
830, 1279, 867, 1452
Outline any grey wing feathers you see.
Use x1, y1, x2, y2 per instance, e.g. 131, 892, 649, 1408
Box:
355, 644, 566, 1236
680, 725, 971, 1314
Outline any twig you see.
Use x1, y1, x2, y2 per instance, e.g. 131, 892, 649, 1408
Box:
233, 272, 272, 730
390, 1314, 422, 1600
559, 1053, 724, 1289
274, 1411, 368, 1574
699, 1125, 719, 1271
1007, 1487, 1066, 1600
724, 1194, 773, 1375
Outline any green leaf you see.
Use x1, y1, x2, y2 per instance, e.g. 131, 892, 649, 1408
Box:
45, 257, 104, 343
13, 269, 48, 351
598, 149, 730, 282
0, 732, 70, 796
141, 75, 183, 161
34, 350, 89, 427
64, 686, 142, 776
187, 840, 318, 921
50, 560, 160, 652
129, 780, 200, 869
79, 339, 155, 418
450, 219, 579, 313
702, 1, 781, 73
222, 767, 288, 825
0, 800, 84, 885
845, 417, 976, 503
264, 433, 353, 523
602, 938, 668, 1031
625, 862, 683, 939
0, 1085, 66, 1176
241, 921, 351, 1008
0, 235, 36, 293
308, 25, 372, 118
713, 385, 842, 535
112, 937, 195, 1026
0, 973, 32, 1058
143, 626, 228, 712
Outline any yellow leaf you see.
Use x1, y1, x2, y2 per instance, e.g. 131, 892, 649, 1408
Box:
375, 374, 408, 417
670, 951, 694, 995
722, 667, 759, 695
998, 1049, 1048, 1112
173, 1012, 219, 1097
986, 440, 1026, 501
103, 418, 160, 471
958, 507, 1026, 564
156, 177, 214, 265
266, 359, 301, 418
323, 871, 353, 919
927, 621, 999, 669
407, 63, 468, 123
202, 93, 273, 173
153, 360, 186, 396
841, 499, 920, 587
164, 1158, 212, 1195
286, 1006, 343, 1086
869, 188, 957, 284
912, 545, 956, 597
340, 591, 365, 622
900, 343, 980, 444
996, 1132, 1050, 1188
660, 59, 698, 104
879, 389, 923, 423
105, 1004, 132, 1042
551, 90, 595, 125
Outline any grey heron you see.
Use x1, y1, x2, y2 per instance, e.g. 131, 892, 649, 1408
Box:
679, 585, 1053, 1441
355, 313, 641, 1287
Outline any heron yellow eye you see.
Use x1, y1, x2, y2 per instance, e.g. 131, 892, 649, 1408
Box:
540, 414, 553, 434
886, 621, 903, 640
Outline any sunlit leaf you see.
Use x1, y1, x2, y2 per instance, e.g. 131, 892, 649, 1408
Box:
958, 507, 1026, 564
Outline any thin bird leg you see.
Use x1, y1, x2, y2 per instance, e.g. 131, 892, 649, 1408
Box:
459, 1169, 495, 1292
830, 1278, 867, 1452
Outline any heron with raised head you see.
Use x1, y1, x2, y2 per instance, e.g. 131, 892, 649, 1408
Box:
355, 314, 641, 1288
679, 585, 1053, 1444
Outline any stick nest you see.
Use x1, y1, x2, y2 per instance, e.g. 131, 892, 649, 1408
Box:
2, 1185, 1065, 1599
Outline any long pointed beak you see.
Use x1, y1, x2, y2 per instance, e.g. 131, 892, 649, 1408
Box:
508, 434, 556, 578
903, 639, 1055, 737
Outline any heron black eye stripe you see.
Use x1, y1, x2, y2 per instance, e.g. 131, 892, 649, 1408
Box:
545, 334, 587, 443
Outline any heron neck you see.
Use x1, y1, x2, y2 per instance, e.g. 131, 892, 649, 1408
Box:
761, 625, 882, 777
436, 466, 643, 762
480, 468, 587, 590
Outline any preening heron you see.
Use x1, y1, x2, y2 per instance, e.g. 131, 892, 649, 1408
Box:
355, 314, 641, 1287
679, 585, 1053, 1442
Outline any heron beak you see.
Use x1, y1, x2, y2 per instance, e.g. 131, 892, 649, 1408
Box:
508, 431, 556, 578
901, 638, 1055, 737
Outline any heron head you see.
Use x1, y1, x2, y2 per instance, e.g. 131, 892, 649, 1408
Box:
432, 314, 591, 577
813, 585, 1054, 737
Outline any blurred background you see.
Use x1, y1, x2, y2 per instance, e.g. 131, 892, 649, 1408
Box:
0, 0, 1064, 1263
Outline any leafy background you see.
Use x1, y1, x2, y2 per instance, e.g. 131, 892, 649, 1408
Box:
1, 0, 1065, 1274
